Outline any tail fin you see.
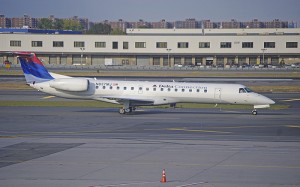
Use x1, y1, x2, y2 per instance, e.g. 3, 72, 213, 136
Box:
16, 52, 54, 83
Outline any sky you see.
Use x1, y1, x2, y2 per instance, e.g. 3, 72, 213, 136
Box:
1, 0, 300, 24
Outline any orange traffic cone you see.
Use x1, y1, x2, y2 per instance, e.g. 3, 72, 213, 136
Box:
160, 169, 167, 183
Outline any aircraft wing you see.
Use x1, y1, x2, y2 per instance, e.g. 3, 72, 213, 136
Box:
100, 95, 155, 106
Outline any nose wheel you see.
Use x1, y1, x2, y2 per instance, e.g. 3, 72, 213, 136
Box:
252, 109, 257, 115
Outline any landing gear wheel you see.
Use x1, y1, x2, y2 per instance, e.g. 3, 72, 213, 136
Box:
125, 108, 131, 113
252, 110, 257, 115
119, 108, 125, 114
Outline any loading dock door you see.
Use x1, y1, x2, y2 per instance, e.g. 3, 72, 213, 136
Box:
136, 56, 150, 66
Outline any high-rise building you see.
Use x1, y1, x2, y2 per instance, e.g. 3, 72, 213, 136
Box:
150, 19, 169, 28
109, 19, 129, 31
11, 15, 38, 28
202, 20, 215, 29
0, 15, 11, 28
174, 18, 198, 28
264, 19, 288, 28
129, 19, 151, 28
0, 14, 295, 30
221, 19, 241, 28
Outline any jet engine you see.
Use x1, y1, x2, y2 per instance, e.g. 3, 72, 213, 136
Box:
49, 78, 89, 92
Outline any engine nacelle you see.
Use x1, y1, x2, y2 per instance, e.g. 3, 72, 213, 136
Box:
49, 78, 89, 92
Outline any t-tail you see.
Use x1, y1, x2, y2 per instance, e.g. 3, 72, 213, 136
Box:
16, 52, 54, 84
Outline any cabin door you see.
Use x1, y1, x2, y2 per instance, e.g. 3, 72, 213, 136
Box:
214, 88, 222, 102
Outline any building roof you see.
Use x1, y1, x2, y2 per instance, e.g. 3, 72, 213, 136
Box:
126, 28, 300, 36
0, 28, 82, 34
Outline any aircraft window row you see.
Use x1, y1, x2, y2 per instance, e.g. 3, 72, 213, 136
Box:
96, 85, 208, 93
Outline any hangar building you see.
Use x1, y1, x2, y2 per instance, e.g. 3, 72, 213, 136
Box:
0, 28, 299, 66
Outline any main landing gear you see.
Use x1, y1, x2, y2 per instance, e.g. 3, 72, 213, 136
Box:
252, 109, 258, 115
119, 107, 135, 114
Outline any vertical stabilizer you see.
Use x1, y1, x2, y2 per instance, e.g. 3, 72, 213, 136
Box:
17, 52, 54, 83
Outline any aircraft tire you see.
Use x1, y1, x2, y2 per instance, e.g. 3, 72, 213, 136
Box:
119, 108, 125, 114
252, 110, 257, 115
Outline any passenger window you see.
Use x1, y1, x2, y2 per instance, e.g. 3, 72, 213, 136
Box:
139, 87, 142, 90
196, 89, 200, 92
96, 86, 99, 89
189, 89, 192, 92
103, 86, 106, 89
168, 88, 171, 92
110, 86, 113, 89
117, 86, 120, 90
175, 89, 178, 92
131, 87, 134, 90
153, 88, 156, 91
182, 89, 185, 92
161, 88, 164, 91
146, 88, 149, 91
124, 87, 127, 90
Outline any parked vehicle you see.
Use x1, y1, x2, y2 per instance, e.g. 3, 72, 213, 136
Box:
291, 62, 300, 68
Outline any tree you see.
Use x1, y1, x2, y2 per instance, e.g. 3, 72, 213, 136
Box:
137, 25, 149, 29
87, 23, 112, 34
37, 18, 53, 29
111, 28, 126, 35
53, 19, 64, 30
63, 19, 83, 31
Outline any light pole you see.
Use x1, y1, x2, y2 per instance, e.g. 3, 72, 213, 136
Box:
166, 48, 172, 66
80, 47, 85, 65
261, 48, 267, 66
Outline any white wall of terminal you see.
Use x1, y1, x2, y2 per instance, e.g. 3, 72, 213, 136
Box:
0, 28, 299, 66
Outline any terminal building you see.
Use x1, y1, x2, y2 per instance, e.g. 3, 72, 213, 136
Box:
0, 28, 299, 67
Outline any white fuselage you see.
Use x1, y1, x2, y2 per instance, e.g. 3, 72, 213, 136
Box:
31, 78, 275, 108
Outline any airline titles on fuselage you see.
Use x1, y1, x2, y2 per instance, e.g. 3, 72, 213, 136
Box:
95, 82, 208, 92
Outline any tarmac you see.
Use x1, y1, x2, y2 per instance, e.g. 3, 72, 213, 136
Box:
0, 89, 300, 187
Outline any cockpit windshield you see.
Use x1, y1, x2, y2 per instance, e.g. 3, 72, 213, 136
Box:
244, 87, 253, 93
239, 87, 253, 93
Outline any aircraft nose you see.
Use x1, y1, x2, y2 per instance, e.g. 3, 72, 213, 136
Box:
268, 98, 275, 104
263, 95, 275, 105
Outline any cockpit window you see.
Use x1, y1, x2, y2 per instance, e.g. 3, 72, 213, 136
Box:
239, 87, 253, 93
239, 88, 246, 93
244, 87, 253, 93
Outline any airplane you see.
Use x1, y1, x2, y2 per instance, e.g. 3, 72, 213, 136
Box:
15, 52, 275, 115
